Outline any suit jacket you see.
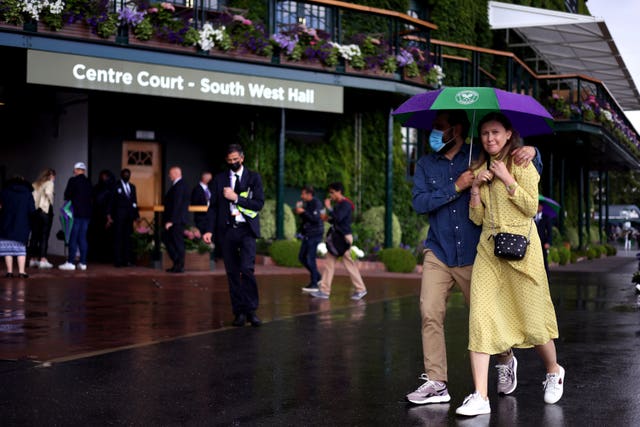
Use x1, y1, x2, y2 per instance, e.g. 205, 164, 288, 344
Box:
206, 168, 264, 238
163, 178, 190, 225
536, 212, 553, 246
191, 184, 210, 232
110, 180, 139, 221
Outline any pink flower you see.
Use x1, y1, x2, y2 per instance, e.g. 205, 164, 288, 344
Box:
552, 93, 559, 99
160, 2, 175, 12
136, 226, 150, 234
243, 18, 252, 25
148, 7, 158, 13
193, 229, 201, 239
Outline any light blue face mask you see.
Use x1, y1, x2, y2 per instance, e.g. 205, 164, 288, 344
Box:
429, 128, 455, 153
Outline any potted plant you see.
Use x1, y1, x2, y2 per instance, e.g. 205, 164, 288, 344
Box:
131, 218, 154, 265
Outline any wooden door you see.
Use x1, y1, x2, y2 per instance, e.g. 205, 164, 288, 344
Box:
122, 141, 161, 222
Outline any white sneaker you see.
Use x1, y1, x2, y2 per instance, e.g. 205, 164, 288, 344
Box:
636, 283, 640, 292
78, 263, 87, 271
543, 365, 565, 404
38, 260, 53, 269
455, 392, 491, 416
58, 262, 76, 271
29, 259, 39, 268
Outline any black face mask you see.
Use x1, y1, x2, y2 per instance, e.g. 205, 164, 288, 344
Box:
122, 175, 130, 183
228, 162, 242, 172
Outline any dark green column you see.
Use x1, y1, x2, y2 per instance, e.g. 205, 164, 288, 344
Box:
385, 108, 393, 248
276, 108, 285, 240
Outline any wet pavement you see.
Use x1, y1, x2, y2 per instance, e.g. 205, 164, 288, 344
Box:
0, 252, 639, 425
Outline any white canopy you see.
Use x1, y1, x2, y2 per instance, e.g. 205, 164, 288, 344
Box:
488, 1, 640, 110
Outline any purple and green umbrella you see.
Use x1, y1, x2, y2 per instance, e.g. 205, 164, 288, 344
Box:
393, 86, 554, 136
539, 195, 560, 218
59, 200, 73, 245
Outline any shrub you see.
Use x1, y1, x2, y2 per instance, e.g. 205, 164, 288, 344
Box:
548, 247, 559, 263
570, 251, 579, 263
357, 206, 402, 250
586, 246, 598, 260
564, 227, 579, 248
379, 247, 416, 273
604, 243, 617, 256
551, 226, 563, 246
269, 239, 302, 267
260, 199, 296, 240
558, 247, 570, 265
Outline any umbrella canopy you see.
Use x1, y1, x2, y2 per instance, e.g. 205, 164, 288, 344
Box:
393, 87, 554, 138
538, 195, 560, 218
59, 200, 74, 245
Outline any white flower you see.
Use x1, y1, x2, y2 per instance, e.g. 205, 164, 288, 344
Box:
602, 110, 613, 122
21, 0, 64, 21
197, 23, 227, 50
316, 242, 328, 256
330, 42, 362, 61
351, 245, 365, 259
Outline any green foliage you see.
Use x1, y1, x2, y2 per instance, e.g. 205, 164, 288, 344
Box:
96, 13, 118, 38
133, 17, 154, 41
548, 246, 559, 263
260, 199, 296, 240
379, 247, 417, 273
564, 227, 579, 248
557, 246, 570, 265
269, 239, 303, 267
570, 251, 579, 263
603, 243, 617, 256
183, 26, 200, 46
586, 246, 598, 260
359, 206, 402, 249
551, 226, 563, 246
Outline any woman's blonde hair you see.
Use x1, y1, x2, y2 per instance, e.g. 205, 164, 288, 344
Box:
35, 168, 56, 186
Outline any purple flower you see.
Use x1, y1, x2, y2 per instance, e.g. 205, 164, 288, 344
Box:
118, 8, 146, 26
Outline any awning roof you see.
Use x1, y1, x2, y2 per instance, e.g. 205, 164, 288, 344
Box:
488, 1, 640, 110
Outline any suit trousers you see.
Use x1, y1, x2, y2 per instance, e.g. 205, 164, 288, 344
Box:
298, 235, 322, 286
113, 216, 134, 266
420, 250, 472, 382
221, 225, 259, 315
163, 223, 185, 268
319, 249, 366, 295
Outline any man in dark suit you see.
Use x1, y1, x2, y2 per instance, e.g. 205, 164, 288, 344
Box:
163, 166, 190, 273
203, 144, 264, 327
108, 168, 139, 267
535, 203, 553, 279
191, 171, 212, 234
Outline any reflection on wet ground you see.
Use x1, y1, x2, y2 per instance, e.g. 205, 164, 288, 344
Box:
0, 255, 639, 425
0, 269, 421, 361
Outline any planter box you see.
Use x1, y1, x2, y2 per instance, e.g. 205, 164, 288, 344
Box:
345, 64, 399, 80
162, 251, 211, 271
278, 55, 334, 72
208, 49, 273, 63
128, 36, 196, 54
38, 22, 115, 42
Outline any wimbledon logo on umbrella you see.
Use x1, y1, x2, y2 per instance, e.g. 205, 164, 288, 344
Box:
455, 90, 479, 105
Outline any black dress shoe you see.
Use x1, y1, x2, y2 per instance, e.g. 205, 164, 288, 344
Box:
165, 267, 176, 273
4, 273, 13, 278
247, 312, 262, 327
231, 314, 247, 327
18, 273, 29, 279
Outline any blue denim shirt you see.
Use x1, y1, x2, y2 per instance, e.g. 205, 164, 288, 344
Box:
412, 144, 542, 267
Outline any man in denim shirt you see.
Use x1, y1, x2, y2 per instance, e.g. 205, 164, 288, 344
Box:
406, 110, 542, 404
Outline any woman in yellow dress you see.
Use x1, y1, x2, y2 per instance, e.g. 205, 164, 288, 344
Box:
455, 112, 565, 417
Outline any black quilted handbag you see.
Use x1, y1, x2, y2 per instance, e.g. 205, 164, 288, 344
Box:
493, 232, 529, 260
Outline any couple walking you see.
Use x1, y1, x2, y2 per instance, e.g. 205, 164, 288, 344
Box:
407, 110, 564, 417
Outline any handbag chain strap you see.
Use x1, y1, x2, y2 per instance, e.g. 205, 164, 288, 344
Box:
486, 160, 532, 241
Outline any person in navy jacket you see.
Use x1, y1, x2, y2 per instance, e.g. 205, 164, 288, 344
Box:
108, 168, 139, 267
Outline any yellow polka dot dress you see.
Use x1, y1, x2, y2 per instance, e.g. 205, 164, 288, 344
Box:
468, 159, 558, 354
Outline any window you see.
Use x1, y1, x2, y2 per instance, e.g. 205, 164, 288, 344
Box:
401, 127, 420, 177
276, 1, 330, 33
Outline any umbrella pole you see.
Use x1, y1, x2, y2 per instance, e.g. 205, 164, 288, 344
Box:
468, 110, 476, 167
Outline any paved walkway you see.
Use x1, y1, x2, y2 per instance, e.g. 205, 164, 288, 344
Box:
0, 251, 639, 425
